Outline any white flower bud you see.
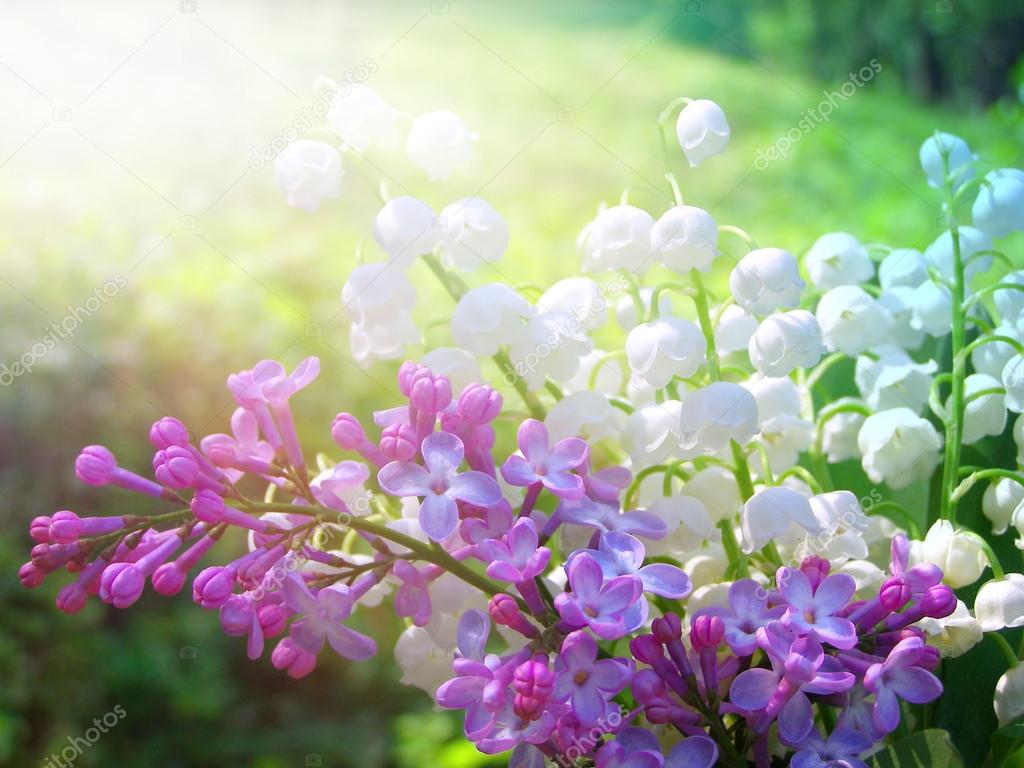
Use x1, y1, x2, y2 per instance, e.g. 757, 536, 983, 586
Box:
394, 625, 453, 697
1016, 414, 1024, 466
754, 413, 814, 473
995, 664, 1024, 728
854, 345, 937, 413
748, 310, 823, 376
983, 477, 1024, 535
439, 197, 508, 271
545, 390, 622, 443
1011, 503, 1024, 551
626, 317, 707, 388
907, 280, 953, 337
715, 305, 758, 353
643, 494, 720, 558
953, 373, 1005, 444
580, 205, 655, 273
973, 168, 1024, 238
651, 205, 719, 273
373, 196, 439, 267
913, 520, 988, 589
451, 283, 534, 356
820, 397, 866, 463
1004, 353, 1024, 414
624, 401, 686, 468
342, 262, 416, 326
274, 140, 342, 213
924, 226, 993, 281
994, 271, 1024, 323
349, 313, 420, 366
804, 491, 870, 562
327, 85, 398, 152
675, 99, 730, 167
743, 375, 803, 423
729, 247, 805, 315
919, 131, 975, 190
540, 278, 609, 332
679, 382, 759, 454
420, 348, 481, 394
406, 110, 477, 180
917, 600, 982, 658
857, 408, 942, 490
741, 486, 822, 554
678, 466, 740, 524
804, 232, 874, 289
974, 323, 1022, 379
877, 288, 927, 350
879, 248, 929, 290
510, 312, 593, 390
975, 574, 1024, 632
816, 286, 892, 356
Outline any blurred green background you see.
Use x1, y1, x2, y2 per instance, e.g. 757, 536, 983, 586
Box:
2, 0, 1023, 766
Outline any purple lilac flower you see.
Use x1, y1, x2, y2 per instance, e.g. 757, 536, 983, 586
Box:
665, 737, 719, 768
863, 636, 943, 734
479, 517, 551, 583
552, 630, 633, 725
281, 574, 376, 660
554, 552, 643, 639
501, 418, 589, 499
777, 566, 858, 649
460, 500, 514, 545
698, 579, 784, 656
378, 431, 502, 541
392, 560, 433, 626
791, 726, 871, 768
595, 727, 664, 768
557, 497, 668, 541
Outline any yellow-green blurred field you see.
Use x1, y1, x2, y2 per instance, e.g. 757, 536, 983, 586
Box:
2, 1, 1022, 765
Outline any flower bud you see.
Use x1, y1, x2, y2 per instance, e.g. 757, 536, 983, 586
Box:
690, 614, 725, 650
219, 595, 254, 635
48, 511, 83, 544
191, 489, 227, 524
274, 139, 341, 213
457, 384, 502, 425
56, 583, 89, 613
406, 111, 476, 181
29, 515, 53, 544
153, 446, 199, 489
99, 562, 145, 609
651, 205, 719, 273
799, 556, 831, 591
151, 562, 187, 597
748, 310, 823, 376
331, 413, 365, 450
193, 566, 236, 609
380, 423, 418, 462
149, 417, 190, 449
258, 604, 288, 637
271, 637, 317, 679
974, 168, 1024, 237
75, 445, 117, 486
409, 371, 453, 414
729, 247, 804, 315
19, 562, 45, 588
652, 613, 683, 644
629, 635, 665, 666
675, 99, 730, 167
921, 585, 957, 619
879, 577, 912, 612
919, 132, 974, 190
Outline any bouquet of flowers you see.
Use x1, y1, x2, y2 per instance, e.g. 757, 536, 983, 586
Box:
21, 86, 1024, 766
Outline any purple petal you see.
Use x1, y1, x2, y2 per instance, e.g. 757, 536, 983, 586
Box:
290, 356, 320, 390
567, 554, 605, 603
419, 493, 459, 541
422, 431, 465, 477
522, 549, 552, 580
600, 575, 643, 614
437, 676, 486, 708
889, 666, 943, 704
813, 573, 856, 613
510, 743, 546, 768
289, 618, 325, 655
590, 658, 630, 692
560, 630, 598, 671
449, 471, 503, 507
804, 670, 855, 696
508, 518, 540, 562
378, 461, 432, 497
326, 623, 377, 660
729, 668, 778, 710
778, 567, 813, 609
623, 597, 650, 633
812, 616, 857, 650
600, 531, 645, 573
554, 594, 589, 629
548, 437, 589, 471
456, 609, 490, 660
638, 563, 692, 599
666, 737, 719, 768
542, 470, 586, 499
873, 687, 901, 733
282, 573, 318, 614
501, 455, 540, 487
778, 691, 815, 744
618, 510, 668, 540
572, 684, 606, 726
517, 418, 550, 464
730, 579, 768, 619
463, 701, 496, 741
486, 562, 524, 582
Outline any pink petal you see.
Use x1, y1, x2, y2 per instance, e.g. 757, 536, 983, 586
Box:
517, 419, 550, 464
290, 356, 320, 390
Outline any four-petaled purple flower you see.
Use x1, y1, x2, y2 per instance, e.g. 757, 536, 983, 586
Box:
480, 517, 551, 583
699, 579, 784, 656
777, 566, 858, 650
792, 726, 871, 768
863, 637, 943, 734
281, 574, 376, 661
501, 418, 589, 499
554, 552, 643, 640
557, 497, 668, 540
552, 630, 633, 725
379, 431, 502, 541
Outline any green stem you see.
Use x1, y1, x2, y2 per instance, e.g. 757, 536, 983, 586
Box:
690, 268, 720, 381
990, 631, 1020, 669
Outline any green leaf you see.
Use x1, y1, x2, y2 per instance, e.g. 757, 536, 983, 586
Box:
870, 730, 965, 768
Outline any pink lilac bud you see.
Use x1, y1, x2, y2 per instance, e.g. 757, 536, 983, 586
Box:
75, 445, 118, 486
331, 413, 365, 450
19, 562, 45, 588
237, 545, 287, 587
512, 657, 555, 721
271, 637, 317, 679
799, 555, 831, 590
193, 566, 236, 609
220, 595, 254, 635
152, 530, 220, 596
489, 593, 540, 638
258, 604, 289, 637
881, 577, 913, 612
380, 423, 418, 462
49, 511, 126, 543
398, 361, 427, 397
690, 614, 725, 650
630, 635, 667, 666
919, 644, 941, 671
409, 372, 452, 414
153, 447, 200, 489
99, 562, 145, 608
31, 542, 81, 570
457, 384, 503, 425
652, 613, 682, 644
921, 585, 957, 619
149, 417, 190, 449
29, 516, 52, 543
56, 557, 108, 613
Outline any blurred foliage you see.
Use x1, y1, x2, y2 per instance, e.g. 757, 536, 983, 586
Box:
2, 1, 1023, 766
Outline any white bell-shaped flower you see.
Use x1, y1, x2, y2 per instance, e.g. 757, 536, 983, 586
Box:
651, 205, 719, 273
744, 375, 803, 423
907, 280, 953, 337
917, 600, 982, 659
539, 277, 609, 332
545, 390, 621, 443
748, 309, 823, 376
644, 494, 720, 558
1004, 354, 1024, 413
857, 408, 942, 490
973, 168, 1024, 238
349, 314, 420, 367
912, 520, 988, 589
877, 288, 927, 350
919, 131, 975, 190
804, 232, 874, 289
983, 477, 1024, 535
816, 285, 892, 356
615, 287, 671, 331
715, 305, 759, 354
975, 574, 1024, 632
626, 317, 707, 388
406, 110, 477, 181
509, 312, 594, 390
974, 322, 1023, 378
274, 139, 342, 213
804, 490, 870, 562
327, 85, 399, 152
342, 262, 417, 327
438, 197, 509, 271
1013, 503, 1024, 551
451, 283, 534, 356
996, 664, 1024, 728
754, 413, 814, 473
420, 347, 481, 394
953, 373, 1006, 444
729, 247, 805, 316
994, 271, 1024, 324
741, 486, 821, 554
675, 99, 730, 167
924, 226, 993, 281
879, 248, 929, 290
820, 396, 866, 463
580, 205, 656, 273
394, 625, 455, 697
563, 349, 624, 395
373, 196, 440, 267
679, 381, 759, 454
624, 401, 686, 468
681, 466, 741, 524
854, 345, 937, 413
1016, 415, 1024, 466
